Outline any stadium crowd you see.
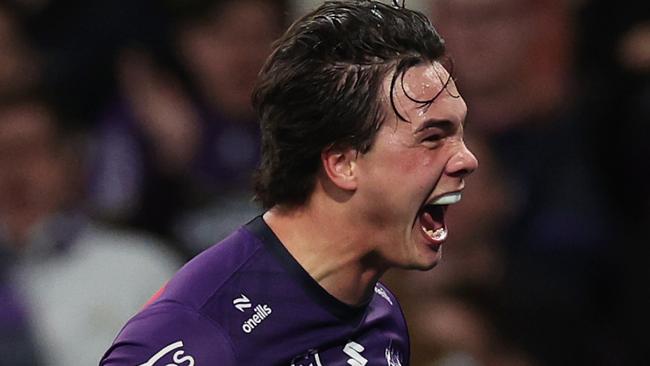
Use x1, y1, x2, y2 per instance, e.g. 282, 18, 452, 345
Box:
0, 0, 648, 365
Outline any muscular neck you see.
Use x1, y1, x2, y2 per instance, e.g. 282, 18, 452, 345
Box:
263, 193, 385, 306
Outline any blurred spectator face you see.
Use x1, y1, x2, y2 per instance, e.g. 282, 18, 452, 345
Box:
177, 0, 284, 120
0, 6, 39, 97
0, 103, 70, 245
431, 0, 533, 95
432, 0, 571, 134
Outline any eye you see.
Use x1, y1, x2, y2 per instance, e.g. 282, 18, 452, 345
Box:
415, 120, 455, 147
420, 131, 445, 147
422, 134, 443, 142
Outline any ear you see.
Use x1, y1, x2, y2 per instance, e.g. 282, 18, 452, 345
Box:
321, 146, 358, 191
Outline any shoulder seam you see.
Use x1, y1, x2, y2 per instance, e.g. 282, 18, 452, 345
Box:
199, 229, 266, 308
196, 228, 265, 311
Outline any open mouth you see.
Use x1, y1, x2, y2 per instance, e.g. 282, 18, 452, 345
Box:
418, 192, 462, 247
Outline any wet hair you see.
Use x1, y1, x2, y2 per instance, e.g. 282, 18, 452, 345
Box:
252, 0, 447, 209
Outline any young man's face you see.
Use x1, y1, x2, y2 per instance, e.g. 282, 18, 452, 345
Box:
0, 104, 70, 245
178, 0, 282, 120
354, 62, 478, 270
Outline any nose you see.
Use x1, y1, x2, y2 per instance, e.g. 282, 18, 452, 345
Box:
445, 142, 478, 178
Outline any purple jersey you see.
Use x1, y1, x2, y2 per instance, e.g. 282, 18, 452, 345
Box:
100, 216, 410, 365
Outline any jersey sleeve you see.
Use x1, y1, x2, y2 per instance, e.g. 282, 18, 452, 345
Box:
100, 302, 236, 365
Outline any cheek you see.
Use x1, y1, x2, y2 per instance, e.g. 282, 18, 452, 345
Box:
383, 143, 423, 173
416, 157, 441, 193
418, 152, 438, 170
395, 153, 419, 173
400, 151, 440, 183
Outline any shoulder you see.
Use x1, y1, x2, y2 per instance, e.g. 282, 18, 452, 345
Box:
371, 282, 411, 358
372, 282, 409, 329
156, 226, 267, 310
100, 302, 236, 365
373, 282, 405, 316
373, 282, 398, 307
101, 224, 270, 365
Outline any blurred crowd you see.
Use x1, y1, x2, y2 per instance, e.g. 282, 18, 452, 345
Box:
0, 0, 647, 365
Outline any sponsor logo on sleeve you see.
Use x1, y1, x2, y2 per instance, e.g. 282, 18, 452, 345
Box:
233, 294, 252, 312
138, 340, 195, 366
241, 303, 273, 333
234, 293, 273, 334
343, 341, 367, 366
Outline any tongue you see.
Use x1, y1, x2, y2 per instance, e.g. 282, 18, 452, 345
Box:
420, 205, 445, 231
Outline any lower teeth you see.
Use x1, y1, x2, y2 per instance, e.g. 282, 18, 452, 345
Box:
425, 227, 447, 241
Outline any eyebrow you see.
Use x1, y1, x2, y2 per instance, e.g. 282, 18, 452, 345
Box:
414, 118, 460, 134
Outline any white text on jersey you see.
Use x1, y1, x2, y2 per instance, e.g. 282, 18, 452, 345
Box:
138, 340, 195, 366
374, 286, 393, 306
241, 304, 273, 333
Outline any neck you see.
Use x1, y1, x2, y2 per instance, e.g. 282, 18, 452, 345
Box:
263, 197, 385, 306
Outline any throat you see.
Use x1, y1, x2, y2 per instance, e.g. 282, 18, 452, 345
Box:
317, 266, 383, 306
263, 209, 385, 306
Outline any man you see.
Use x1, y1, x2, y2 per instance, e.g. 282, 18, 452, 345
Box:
88, 0, 289, 254
100, 1, 477, 364
0, 91, 180, 366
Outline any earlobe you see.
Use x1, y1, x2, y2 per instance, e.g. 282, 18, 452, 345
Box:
321, 147, 358, 191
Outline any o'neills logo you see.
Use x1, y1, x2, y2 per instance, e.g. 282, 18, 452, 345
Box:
241, 304, 272, 333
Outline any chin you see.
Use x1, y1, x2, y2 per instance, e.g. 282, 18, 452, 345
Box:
411, 260, 440, 271
384, 234, 443, 271
399, 253, 441, 271
420, 247, 444, 269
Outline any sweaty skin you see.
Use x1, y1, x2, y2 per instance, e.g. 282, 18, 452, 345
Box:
265, 61, 478, 307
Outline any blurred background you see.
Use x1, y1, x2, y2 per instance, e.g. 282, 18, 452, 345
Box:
0, 0, 647, 365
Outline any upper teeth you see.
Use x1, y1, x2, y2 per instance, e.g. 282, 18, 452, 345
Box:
431, 192, 462, 205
